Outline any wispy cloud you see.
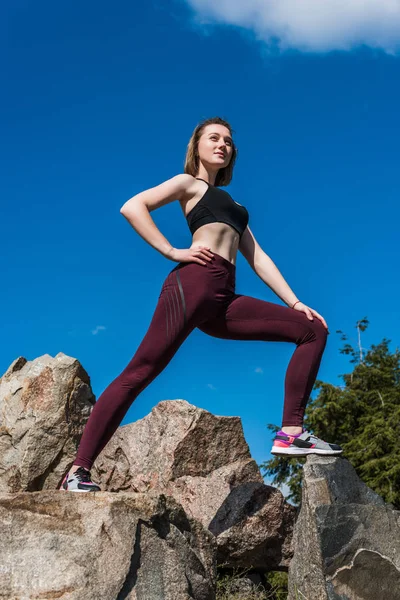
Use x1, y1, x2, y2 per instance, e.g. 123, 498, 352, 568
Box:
207, 383, 217, 390
91, 325, 106, 335
185, 0, 400, 53
254, 367, 264, 374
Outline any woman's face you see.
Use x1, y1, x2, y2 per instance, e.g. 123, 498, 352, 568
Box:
197, 124, 233, 171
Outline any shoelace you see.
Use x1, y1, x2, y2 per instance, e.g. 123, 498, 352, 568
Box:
278, 431, 327, 443
74, 467, 93, 483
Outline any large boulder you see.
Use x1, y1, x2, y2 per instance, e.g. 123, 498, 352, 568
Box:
92, 399, 295, 571
288, 455, 400, 600
0, 490, 216, 600
0, 353, 95, 493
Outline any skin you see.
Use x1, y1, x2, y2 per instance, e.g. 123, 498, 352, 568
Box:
180, 123, 239, 267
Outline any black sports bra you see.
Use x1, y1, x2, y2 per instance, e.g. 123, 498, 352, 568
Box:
186, 178, 249, 238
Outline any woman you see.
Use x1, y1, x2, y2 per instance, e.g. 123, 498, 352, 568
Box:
60, 116, 342, 492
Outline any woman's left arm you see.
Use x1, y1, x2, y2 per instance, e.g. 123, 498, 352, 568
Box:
239, 226, 329, 331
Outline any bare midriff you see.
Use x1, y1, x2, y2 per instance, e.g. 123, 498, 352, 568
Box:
179, 180, 240, 266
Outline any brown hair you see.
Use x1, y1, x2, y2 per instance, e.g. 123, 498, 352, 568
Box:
184, 116, 238, 187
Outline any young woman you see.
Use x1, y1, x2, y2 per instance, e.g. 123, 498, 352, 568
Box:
60, 116, 342, 492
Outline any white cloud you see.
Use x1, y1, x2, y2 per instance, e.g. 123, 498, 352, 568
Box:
91, 325, 106, 335
254, 367, 264, 374
185, 0, 400, 53
207, 383, 217, 390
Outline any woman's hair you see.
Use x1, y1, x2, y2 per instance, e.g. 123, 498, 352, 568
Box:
184, 116, 238, 187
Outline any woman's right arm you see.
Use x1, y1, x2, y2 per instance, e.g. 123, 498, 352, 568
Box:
120, 174, 192, 259
120, 174, 214, 265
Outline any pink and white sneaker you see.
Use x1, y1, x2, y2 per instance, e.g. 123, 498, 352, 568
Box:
59, 467, 101, 492
271, 430, 343, 456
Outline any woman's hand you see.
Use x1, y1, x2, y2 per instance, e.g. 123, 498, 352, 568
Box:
292, 301, 329, 333
168, 246, 214, 266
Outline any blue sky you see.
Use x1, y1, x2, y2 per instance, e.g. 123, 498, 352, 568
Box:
2, 1, 399, 486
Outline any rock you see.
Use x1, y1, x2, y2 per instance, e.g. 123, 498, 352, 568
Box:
92, 399, 295, 571
288, 455, 400, 600
209, 481, 295, 571
0, 353, 95, 493
0, 490, 216, 600
0, 356, 295, 575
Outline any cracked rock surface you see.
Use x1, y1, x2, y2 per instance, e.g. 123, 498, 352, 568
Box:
92, 398, 295, 571
0, 353, 95, 494
288, 455, 400, 600
0, 490, 216, 600
0, 352, 295, 598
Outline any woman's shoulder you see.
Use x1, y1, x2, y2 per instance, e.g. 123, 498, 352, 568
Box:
170, 173, 198, 197
148, 173, 198, 205
173, 173, 197, 186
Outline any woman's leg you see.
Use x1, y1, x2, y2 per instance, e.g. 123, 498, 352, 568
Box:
73, 263, 214, 471
197, 294, 328, 427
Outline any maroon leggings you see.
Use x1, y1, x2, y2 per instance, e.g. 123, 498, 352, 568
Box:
73, 252, 327, 470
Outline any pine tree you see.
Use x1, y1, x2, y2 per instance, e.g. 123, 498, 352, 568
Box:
260, 318, 400, 508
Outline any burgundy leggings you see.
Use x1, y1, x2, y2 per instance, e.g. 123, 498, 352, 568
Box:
73, 252, 327, 470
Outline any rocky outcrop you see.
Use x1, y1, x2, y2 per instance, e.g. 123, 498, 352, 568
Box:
91, 398, 295, 571
0, 353, 95, 493
288, 455, 400, 600
0, 353, 295, 589
0, 490, 216, 600
5, 352, 400, 599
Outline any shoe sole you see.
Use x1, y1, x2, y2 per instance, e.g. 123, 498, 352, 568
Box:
271, 446, 343, 456
60, 488, 100, 492
59, 474, 101, 492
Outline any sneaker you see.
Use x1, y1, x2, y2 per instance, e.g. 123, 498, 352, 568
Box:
59, 466, 101, 492
271, 430, 343, 456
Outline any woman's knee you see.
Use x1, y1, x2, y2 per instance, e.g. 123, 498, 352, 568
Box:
310, 317, 328, 347
298, 314, 328, 345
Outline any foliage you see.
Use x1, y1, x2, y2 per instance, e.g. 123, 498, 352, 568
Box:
260, 318, 400, 508
264, 572, 288, 600
216, 566, 288, 600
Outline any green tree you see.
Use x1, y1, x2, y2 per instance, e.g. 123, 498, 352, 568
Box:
260, 318, 400, 508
